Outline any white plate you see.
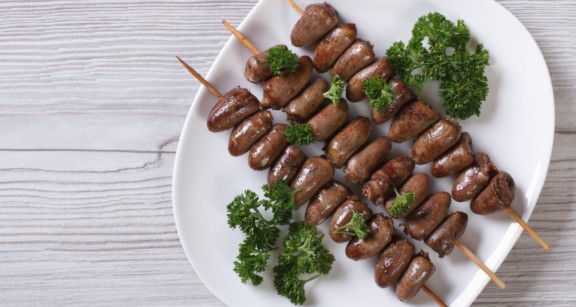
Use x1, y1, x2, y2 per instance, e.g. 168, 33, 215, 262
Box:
173, 0, 554, 306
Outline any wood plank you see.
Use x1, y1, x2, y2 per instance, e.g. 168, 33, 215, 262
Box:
0, 0, 255, 152
496, 0, 576, 132
0, 150, 202, 305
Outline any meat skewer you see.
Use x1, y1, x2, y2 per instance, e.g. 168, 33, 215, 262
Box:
289, 2, 339, 47
222, 20, 276, 84
415, 128, 548, 251
224, 20, 339, 126
285, 0, 549, 251
177, 56, 295, 173
385, 173, 506, 289
222, 20, 351, 140
305, 183, 444, 305
224, 21, 314, 110
465, 165, 550, 250
326, 202, 445, 306
319, 118, 506, 288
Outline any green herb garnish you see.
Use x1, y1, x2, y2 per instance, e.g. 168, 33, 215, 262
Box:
363, 75, 396, 112
389, 190, 417, 218
262, 181, 298, 225
226, 180, 298, 285
333, 211, 370, 239
273, 222, 335, 305
323, 75, 345, 104
227, 190, 279, 251
285, 123, 314, 146
268, 46, 300, 76
386, 12, 490, 120
233, 239, 270, 285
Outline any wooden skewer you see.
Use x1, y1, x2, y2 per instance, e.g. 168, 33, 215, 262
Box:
421, 285, 447, 307
221, 20, 261, 55
505, 207, 550, 251
454, 239, 506, 289
286, 0, 304, 16
176, 56, 223, 99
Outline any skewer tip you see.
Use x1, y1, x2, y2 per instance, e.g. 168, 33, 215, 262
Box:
220, 19, 260, 55
421, 285, 447, 307
454, 239, 506, 289
286, 0, 304, 15
175, 56, 223, 99
504, 208, 550, 251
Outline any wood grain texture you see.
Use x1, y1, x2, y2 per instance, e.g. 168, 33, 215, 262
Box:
0, 0, 573, 306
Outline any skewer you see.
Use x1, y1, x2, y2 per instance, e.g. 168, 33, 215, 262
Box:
454, 240, 506, 289
286, 0, 304, 16
222, 20, 261, 55
176, 56, 223, 99
505, 208, 550, 250
421, 285, 447, 307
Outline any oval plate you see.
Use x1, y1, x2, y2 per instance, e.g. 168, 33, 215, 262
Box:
173, 0, 554, 306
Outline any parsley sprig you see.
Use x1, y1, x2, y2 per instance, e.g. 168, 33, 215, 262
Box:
285, 124, 314, 146
226, 180, 297, 285
333, 211, 370, 239
389, 190, 417, 218
323, 75, 345, 104
363, 76, 396, 112
273, 222, 335, 305
386, 12, 490, 120
227, 181, 335, 305
263, 181, 299, 225
268, 46, 300, 76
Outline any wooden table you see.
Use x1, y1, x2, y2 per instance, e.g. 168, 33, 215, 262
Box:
0, 0, 574, 305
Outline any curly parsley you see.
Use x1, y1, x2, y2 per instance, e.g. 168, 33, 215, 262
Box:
363, 75, 396, 112
273, 222, 335, 305
226, 180, 297, 285
285, 124, 314, 146
268, 46, 300, 76
389, 190, 417, 218
386, 12, 490, 120
323, 75, 345, 104
333, 211, 370, 239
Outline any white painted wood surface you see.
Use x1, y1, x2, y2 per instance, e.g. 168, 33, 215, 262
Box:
0, 0, 574, 305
